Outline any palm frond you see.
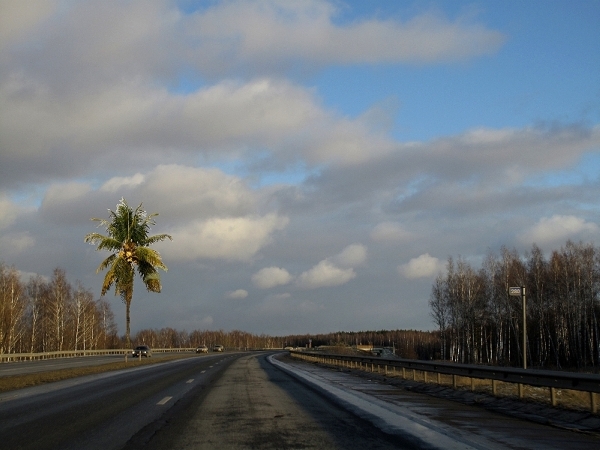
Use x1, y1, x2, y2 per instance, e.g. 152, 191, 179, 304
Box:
142, 271, 161, 293
144, 233, 173, 246
101, 266, 116, 296
84, 232, 108, 244
135, 247, 168, 271
96, 254, 117, 273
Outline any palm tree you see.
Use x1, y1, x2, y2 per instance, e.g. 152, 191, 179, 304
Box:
84, 198, 172, 347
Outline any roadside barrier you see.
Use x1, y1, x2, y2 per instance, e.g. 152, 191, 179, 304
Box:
0, 348, 196, 362
290, 350, 600, 414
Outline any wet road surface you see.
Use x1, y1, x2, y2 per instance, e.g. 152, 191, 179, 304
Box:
125, 353, 600, 449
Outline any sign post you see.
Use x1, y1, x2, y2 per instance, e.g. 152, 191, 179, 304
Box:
509, 286, 527, 369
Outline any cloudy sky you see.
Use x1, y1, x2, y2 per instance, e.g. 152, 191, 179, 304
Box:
1, 0, 599, 336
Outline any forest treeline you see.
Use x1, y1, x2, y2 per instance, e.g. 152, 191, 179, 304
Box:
281, 330, 439, 359
430, 241, 600, 370
0, 265, 120, 353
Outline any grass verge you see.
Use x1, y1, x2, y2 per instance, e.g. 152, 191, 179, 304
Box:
0, 354, 195, 393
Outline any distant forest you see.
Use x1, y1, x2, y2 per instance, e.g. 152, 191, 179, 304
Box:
430, 241, 600, 370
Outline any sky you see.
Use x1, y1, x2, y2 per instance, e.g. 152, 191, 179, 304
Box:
1, 0, 600, 337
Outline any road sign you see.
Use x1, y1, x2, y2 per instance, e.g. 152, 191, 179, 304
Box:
509, 286, 522, 296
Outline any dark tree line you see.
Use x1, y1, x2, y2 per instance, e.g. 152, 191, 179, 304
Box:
282, 329, 439, 359
430, 241, 600, 369
131, 327, 287, 350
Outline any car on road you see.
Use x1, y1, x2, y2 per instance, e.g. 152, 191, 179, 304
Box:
132, 345, 152, 357
196, 345, 209, 353
213, 345, 224, 352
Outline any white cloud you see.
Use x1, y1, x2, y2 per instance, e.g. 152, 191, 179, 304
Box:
225, 289, 248, 300
398, 253, 444, 279
252, 266, 293, 289
41, 182, 92, 208
199, 316, 214, 327
0, 194, 20, 230
519, 215, 599, 246
190, 1, 505, 71
0, 232, 35, 255
142, 164, 257, 219
161, 214, 289, 262
296, 260, 356, 289
332, 243, 367, 268
0, 0, 59, 49
100, 173, 145, 193
370, 222, 412, 242
17, 270, 48, 283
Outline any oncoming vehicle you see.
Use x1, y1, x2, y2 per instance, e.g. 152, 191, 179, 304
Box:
132, 345, 152, 357
213, 345, 224, 352
196, 345, 209, 353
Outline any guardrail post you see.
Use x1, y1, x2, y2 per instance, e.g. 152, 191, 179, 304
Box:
551, 387, 557, 406
437, 372, 441, 385
452, 374, 457, 389
402, 367, 406, 379
412, 369, 416, 381
591, 392, 597, 414
518, 383, 524, 399
424, 371, 427, 383
492, 379, 497, 396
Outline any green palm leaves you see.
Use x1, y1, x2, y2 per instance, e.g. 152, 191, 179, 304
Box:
85, 198, 171, 346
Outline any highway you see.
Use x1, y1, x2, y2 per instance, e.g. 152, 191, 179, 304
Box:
0, 352, 180, 377
0, 352, 599, 449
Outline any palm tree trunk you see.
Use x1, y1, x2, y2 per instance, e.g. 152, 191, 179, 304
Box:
125, 288, 133, 348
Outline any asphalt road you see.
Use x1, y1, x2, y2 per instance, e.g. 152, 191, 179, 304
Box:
0, 353, 234, 450
0, 352, 184, 377
124, 353, 413, 450
1, 352, 599, 449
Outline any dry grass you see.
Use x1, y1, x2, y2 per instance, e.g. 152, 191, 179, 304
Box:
0, 354, 194, 393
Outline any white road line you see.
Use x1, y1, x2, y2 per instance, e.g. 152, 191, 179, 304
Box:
201, 370, 206, 373
157, 396, 172, 405
186, 379, 194, 383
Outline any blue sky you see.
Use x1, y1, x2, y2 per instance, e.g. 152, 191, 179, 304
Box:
1, 0, 599, 336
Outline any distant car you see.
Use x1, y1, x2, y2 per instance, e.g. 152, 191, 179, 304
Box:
196, 345, 209, 353
132, 345, 152, 357
213, 345, 224, 352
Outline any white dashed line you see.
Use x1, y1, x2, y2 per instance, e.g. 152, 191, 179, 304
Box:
186, 379, 194, 384
157, 396, 172, 405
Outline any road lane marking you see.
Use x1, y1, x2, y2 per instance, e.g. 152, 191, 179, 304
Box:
186, 379, 194, 383
157, 396, 172, 405
201, 370, 206, 373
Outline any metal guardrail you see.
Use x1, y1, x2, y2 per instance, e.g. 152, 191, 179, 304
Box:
290, 350, 600, 413
0, 348, 196, 362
